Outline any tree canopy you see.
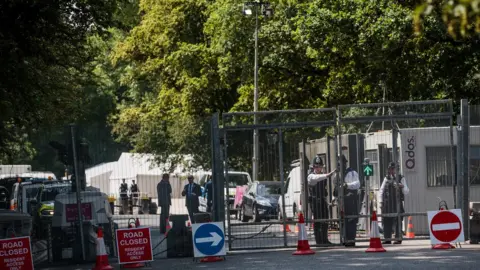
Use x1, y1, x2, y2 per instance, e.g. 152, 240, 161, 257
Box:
2, 0, 480, 174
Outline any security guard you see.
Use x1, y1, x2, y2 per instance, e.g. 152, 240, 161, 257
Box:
338, 155, 360, 247
378, 162, 409, 244
308, 155, 336, 244
130, 180, 139, 206
119, 179, 128, 214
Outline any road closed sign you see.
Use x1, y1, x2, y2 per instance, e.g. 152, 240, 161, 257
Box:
427, 209, 465, 245
0, 236, 34, 270
116, 227, 153, 264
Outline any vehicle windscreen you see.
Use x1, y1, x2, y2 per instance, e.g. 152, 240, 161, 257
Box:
226, 174, 249, 188
40, 186, 71, 202
25, 186, 41, 200
257, 184, 281, 196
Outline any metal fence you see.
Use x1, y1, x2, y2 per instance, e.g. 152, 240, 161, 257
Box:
215, 100, 456, 250
5, 99, 480, 268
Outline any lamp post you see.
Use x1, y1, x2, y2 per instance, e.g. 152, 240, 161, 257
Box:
243, 0, 273, 182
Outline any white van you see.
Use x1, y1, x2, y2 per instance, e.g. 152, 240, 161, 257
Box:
278, 161, 303, 220
198, 171, 252, 214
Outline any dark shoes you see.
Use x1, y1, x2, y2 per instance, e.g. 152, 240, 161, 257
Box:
344, 242, 356, 247
382, 241, 402, 245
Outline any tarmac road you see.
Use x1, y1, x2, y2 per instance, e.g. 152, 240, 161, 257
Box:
38, 240, 480, 270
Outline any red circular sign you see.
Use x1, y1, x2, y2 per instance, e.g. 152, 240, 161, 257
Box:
430, 211, 462, 243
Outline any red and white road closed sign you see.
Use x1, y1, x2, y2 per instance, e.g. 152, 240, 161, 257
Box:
116, 227, 153, 264
427, 208, 465, 245
0, 236, 34, 270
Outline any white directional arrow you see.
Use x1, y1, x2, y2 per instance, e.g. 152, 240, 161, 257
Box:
195, 232, 222, 246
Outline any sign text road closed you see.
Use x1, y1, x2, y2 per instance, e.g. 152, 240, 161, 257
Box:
427, 209, 465, 245
116, 227, 153, 264
0, 236, 34, 270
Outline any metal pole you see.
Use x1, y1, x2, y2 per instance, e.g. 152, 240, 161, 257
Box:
336, 108, 345, 244
223, 126, 232, 250
461, 99, 470, 240
391, 124, 402, 242
252, 3, 260, 182
456, 114, 463, 211
70, 124, 86, 261
278, 129, 287, 247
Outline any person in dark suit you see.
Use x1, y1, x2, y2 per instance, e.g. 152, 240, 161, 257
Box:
157, 173, 172, 234
182, 175, 201, 223
205, 176, 213, 212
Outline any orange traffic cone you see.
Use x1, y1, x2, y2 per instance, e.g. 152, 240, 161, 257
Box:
92, 227, 113, 270
281, 224, 292, 233
293, 212, 315, 255
165, 218, 172, 236
366, 211, 386, 253
405, 216, 415, 238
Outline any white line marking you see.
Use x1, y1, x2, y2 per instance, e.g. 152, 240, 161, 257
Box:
432, 222, 460, 231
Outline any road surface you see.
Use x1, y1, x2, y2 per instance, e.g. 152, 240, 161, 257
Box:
38, 240, 480, 270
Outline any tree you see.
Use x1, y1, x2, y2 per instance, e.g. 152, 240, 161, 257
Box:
0, 0, 122, 163
110, 0, 480, 174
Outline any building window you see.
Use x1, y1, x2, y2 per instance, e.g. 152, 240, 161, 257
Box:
470, 146, 480, 185
365, 150, 380, 189
426, 147, 455, 187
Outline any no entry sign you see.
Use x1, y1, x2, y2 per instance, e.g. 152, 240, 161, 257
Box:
427, 209, 465, 245
0, 236, 34, 270
116, 227, 153, 264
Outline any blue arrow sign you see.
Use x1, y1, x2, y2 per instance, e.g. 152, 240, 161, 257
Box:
193, 223, 225, 256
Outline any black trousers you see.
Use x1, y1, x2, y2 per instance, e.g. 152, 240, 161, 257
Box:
160, 204, 170, 233
383, 216, 402, 241
311, 196, 329, 244
344, 190, 358, 242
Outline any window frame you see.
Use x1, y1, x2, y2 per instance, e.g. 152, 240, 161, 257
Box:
426, 146, 456, 187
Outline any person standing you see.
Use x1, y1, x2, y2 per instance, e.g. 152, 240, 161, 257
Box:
338, 155, 361, 247
205, 176, 213, 213
308, 155, 336, 245
182, 175, 201, 223
378, 162, 409, 244
157, 173, 172, 234
130, 180, 139, 207
119, 179, 129, 214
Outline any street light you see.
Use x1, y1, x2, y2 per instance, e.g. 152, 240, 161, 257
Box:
243, 0, 273, 182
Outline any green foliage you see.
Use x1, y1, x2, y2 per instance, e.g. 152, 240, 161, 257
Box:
4, 0, 480, 176
414, 0, 480, 39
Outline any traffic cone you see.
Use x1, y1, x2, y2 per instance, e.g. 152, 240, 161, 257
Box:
405, 216, 415, 238
165, 218, 171, 236
281, 224, 292, 233
293, 212, 315, 255
135, 218, 141, 228
92, 227, 113, 270
365, 211, 386, 253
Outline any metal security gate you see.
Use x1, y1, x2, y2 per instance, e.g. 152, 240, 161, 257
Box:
211, 100, 456, 251
216, 109, 339, 250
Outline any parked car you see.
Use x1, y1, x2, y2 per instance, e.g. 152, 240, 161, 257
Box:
239, 181, 282, 222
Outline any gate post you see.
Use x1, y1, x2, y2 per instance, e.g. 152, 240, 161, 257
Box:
392, 125, 403, 243
278, 129, 288, 247
210, 113, 225, 223
336, 107, 345, 245
460, 99, 470, 240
